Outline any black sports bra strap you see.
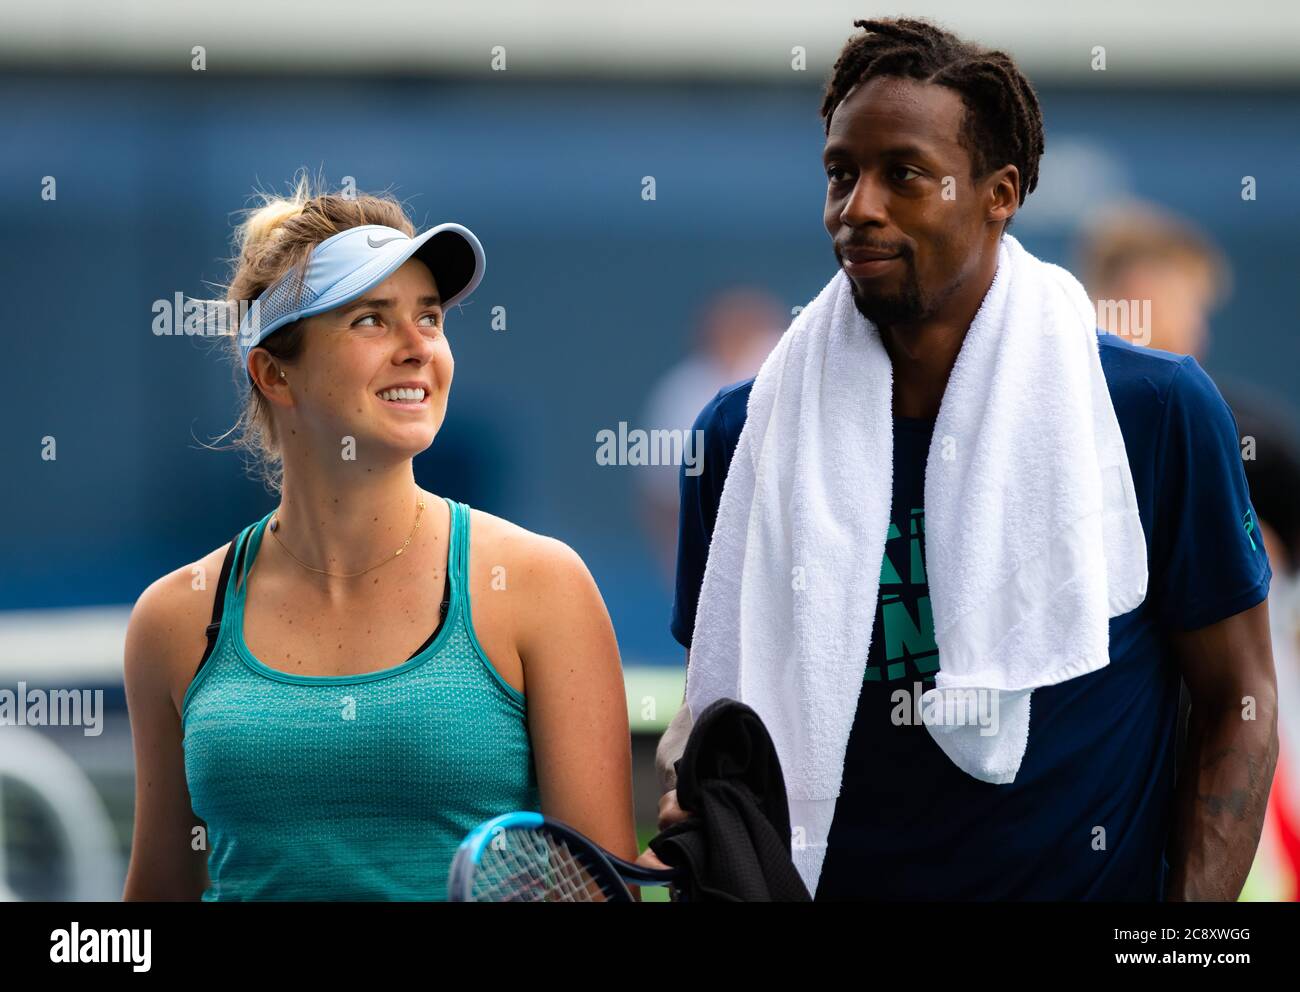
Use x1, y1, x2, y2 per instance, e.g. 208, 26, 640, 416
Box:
196, 529, 247, 676
404, 507, 455, 660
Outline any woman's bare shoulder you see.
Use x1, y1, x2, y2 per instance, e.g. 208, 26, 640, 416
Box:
465, 507, 589, 581
125, 540, 235, 707
463, 508, 608, 664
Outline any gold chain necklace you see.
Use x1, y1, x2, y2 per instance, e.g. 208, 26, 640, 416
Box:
267, 495, 427, 579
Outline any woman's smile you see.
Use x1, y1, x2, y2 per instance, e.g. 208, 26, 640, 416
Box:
375, 383, 430, 409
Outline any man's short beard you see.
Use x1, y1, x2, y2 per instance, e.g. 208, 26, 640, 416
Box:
849, 276, 926, 331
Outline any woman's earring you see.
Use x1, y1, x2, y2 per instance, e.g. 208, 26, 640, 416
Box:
279, 370, 286, 380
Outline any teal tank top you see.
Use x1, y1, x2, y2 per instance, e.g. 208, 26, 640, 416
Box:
181, 497, 541, 900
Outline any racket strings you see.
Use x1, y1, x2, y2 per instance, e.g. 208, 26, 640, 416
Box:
471, 827, 611, 902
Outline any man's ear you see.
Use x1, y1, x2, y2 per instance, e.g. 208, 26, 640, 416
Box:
989, 164, 1020, 228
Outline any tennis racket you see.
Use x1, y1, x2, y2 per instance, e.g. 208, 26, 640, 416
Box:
447, 811, 682, 902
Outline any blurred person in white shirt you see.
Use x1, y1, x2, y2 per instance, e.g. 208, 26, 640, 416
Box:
637, 288, 784, 581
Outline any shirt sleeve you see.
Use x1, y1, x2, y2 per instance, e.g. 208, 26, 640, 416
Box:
670, 389, 740, 649
1152, 356, 1272, 631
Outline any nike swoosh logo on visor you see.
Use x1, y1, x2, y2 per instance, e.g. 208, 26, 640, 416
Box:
367, 235, 407, 248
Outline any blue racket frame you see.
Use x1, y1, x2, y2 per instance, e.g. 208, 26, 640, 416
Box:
447, 811, 681, 902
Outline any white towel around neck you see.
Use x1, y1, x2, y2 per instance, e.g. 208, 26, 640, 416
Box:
685, 233, 1149, 895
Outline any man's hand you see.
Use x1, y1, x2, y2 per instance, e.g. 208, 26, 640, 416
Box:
657, 788, 690, 832
636, 789, 693, 871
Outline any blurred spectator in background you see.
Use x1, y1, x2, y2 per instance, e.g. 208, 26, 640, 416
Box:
637, 288, 784, 581
1078, 202, 1300, 899
1076, 199, 1232, 358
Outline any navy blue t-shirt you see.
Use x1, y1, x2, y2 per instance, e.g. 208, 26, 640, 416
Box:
670, 331, 1272, 900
